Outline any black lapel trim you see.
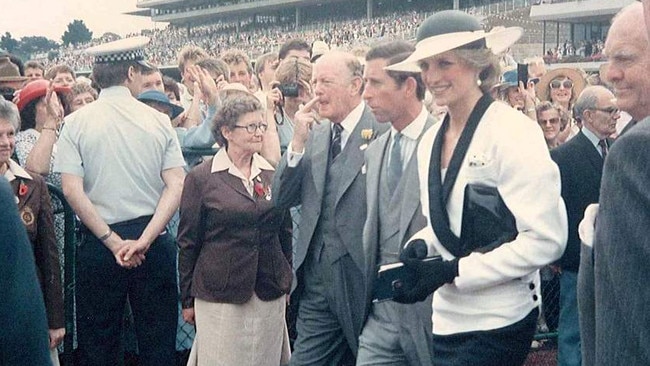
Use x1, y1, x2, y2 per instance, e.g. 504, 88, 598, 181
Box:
427, 94, 494, 257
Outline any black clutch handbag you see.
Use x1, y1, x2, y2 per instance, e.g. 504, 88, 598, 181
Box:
459, 184, 518, 256
372, 256, 442, 302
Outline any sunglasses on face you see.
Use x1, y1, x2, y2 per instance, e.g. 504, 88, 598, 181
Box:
539, 117, 560, 125
550, 79, 573, 90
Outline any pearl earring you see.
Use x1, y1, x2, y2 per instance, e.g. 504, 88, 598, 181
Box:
476, 79, 482, 86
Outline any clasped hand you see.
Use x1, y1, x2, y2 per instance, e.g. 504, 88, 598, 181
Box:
104, 233, 148, 269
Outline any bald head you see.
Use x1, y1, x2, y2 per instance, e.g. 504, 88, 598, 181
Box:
315, 51, 364, 81
604, 2, 650, 120
575, 85, 619, 139
312, 51, 365, 123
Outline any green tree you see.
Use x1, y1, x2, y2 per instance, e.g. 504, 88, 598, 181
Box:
0, 32, 19, 53
61, 19, 93, 46
18, 36, 59, 57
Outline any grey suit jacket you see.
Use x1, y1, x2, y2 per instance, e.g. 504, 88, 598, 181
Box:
273, 105, 386, 275
362, 115, 435, 302
593, 117, 650, 365
361, 115, 435, 365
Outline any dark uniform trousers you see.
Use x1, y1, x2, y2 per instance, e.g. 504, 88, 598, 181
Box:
76, 216, 178, 366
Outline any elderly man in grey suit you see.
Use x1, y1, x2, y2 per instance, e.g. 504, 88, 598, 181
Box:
356, 41, 435, 366
579, 2, 650, 365
273, 51, 387, 366
551, 85, 618, 366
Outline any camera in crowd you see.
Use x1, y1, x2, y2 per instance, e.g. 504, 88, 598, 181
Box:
0, 87, 15, 102
278, 82, 299, 98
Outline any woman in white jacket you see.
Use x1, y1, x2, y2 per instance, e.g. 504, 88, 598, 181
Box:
386, 10, 567, 366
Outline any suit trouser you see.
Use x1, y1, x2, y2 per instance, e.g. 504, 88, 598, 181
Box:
431, 308, 538, 366
577, 243, 595, 366
356, 299, 434, 366
290, 248, 364, 366
558, 270, 581, 366
76, 217, 178, 366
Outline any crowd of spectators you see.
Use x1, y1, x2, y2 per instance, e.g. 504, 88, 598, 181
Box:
543, 38, 605, 63
40, 10, 424, 72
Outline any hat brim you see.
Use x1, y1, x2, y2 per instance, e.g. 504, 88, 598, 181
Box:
0, 76, 29, 82
386, 27, 523, 73
535, 67, 587, 104
494, 81, 518, 91
138, 96, 185, 120
16, 82, 71, 111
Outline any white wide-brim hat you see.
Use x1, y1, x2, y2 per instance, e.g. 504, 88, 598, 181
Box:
386, 10, 522, 73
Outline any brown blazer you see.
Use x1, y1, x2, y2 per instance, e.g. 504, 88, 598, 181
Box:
10, 166, 64, 329
178, 158, 293, 308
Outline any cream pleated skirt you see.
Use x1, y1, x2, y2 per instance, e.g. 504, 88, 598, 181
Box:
187, 294, 290, 366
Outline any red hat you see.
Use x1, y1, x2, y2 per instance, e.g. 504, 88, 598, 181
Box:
15, 79, 71, 112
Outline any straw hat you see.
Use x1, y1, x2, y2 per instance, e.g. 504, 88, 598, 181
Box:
535, 67, 587, 104
386, 10, 522, 72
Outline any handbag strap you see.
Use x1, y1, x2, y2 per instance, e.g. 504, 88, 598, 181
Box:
427, 94, 494, 257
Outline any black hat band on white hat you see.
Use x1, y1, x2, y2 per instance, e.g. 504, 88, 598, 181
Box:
94, 49, 146, 64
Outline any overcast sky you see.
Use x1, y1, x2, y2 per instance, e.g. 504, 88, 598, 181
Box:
1, 0, 167, 42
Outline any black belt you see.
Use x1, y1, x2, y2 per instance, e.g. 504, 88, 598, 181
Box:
80, 215, 154, 239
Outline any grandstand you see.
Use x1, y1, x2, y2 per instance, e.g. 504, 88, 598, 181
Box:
40, 0, 622, 74
134, 0, 450, 27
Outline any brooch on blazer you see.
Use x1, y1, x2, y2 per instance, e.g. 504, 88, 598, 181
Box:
15, 181, 28, 204
359, 128, 376, 151
20, 206, 35, 226
468, 153, 489, 167
254, 176, 272, 201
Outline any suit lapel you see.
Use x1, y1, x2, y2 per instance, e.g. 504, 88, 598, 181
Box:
220, 171, 255, 202
11, 178, 35, 210
398, 115, 435, 245
364, 131, 390, 256
310, 121, 331, 200
335, 106, 374, 205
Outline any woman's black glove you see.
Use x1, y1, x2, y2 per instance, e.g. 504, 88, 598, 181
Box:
393, 240, 459, 304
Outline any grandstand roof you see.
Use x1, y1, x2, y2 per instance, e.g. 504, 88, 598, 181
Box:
138, 0, 352, 24
530, 0, 634, 23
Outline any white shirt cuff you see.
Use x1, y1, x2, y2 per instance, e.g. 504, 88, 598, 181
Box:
286, 142, 304, 168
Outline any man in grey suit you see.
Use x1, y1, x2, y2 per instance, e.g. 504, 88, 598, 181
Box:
583, 2, 650, 365
273, 51, 387, 365
356, 41, 435, 366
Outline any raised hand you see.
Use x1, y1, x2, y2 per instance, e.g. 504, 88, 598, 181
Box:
291, 96, 320, 153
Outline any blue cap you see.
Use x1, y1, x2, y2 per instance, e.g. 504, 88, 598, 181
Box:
499, 69, 518, 88
137, 90, 184, 120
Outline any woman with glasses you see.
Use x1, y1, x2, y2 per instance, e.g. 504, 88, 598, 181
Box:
536, 67, 587, 143
536, 101, 569, 149
178, 93, 292, 366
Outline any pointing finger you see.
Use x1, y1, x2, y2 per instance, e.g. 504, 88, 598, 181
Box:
299, 96, 320, 113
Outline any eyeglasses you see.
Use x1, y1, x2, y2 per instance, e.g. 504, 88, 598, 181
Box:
590, 106, 620, 116
549, 79, 573, 90
233, 123, 268, 134
538, 117, 560, 125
